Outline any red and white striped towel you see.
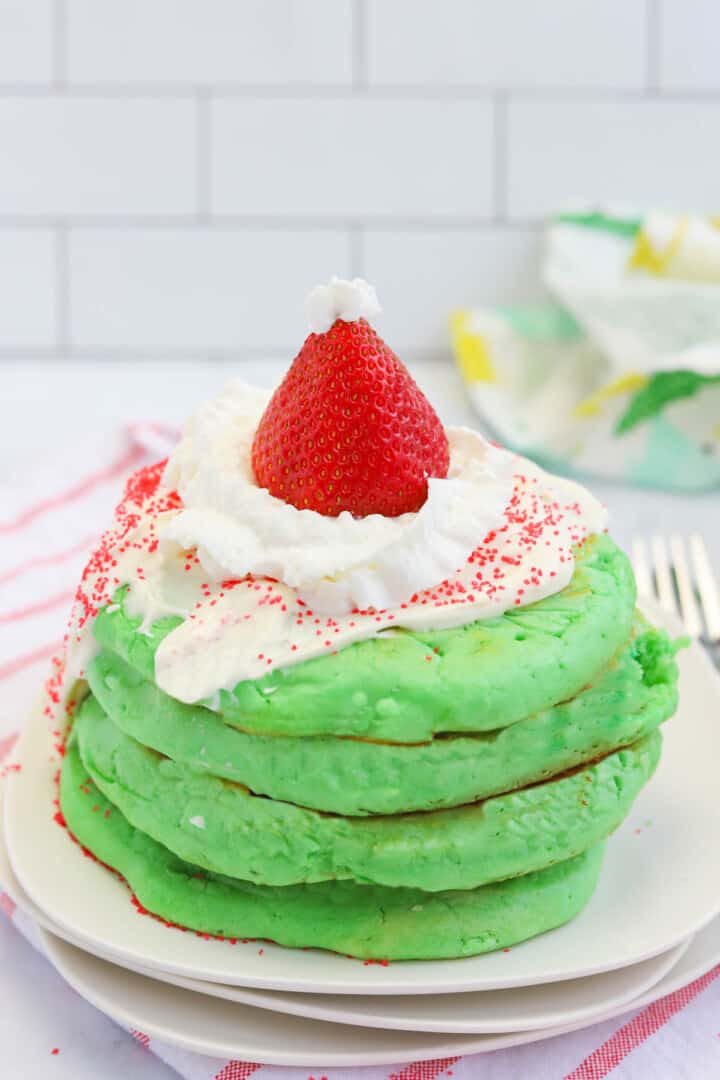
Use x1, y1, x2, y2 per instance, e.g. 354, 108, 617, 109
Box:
2, 432, 719, 1080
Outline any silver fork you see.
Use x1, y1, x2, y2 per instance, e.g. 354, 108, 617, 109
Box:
632, 534, 720, 667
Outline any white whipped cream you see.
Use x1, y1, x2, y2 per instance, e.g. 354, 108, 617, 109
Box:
305, 276, 381, 334
57, 383, 607, 710
144, 456, 606, 704
162, 380, 515, 614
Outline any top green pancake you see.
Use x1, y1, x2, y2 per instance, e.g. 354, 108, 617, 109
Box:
87, 618, 677, 816
94, 533, 636, 742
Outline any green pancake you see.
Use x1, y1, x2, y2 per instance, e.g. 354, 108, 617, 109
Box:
60, 733, 606, 960
87, 619, 677, 816
74, 694, 660, 892
93, 533, 637, 742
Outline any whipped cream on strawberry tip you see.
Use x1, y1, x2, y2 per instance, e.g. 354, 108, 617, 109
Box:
161, 379, 515, 614
305, 276, 381, 334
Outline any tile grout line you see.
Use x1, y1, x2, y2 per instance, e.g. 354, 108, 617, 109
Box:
52, 0, 68, 89
351, 0, 368, 93
0, 215, 542, 230
195, 90, 212, 219
54, 225, 71, 351
1, 83, 720, 101
645, 0, 661, 93
492, 92, 508, 223
0, 346, 452, 363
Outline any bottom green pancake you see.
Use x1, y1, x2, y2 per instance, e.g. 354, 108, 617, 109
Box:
60, 733, 605, 961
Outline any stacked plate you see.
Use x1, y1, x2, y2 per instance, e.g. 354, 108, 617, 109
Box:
3, 614, 720, 1069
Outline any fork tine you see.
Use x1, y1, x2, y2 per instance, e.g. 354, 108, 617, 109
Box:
632, 537, 654, 601
690, 534, 720, 642
651, 535, 676, 616
669, 534, 703, 637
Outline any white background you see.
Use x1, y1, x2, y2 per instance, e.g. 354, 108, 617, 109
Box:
2, 0, 720, 363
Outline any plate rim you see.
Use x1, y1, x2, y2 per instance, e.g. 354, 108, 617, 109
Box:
1, 834, 689, 1035
56, 937, 694, 1035
35, 918, 720, 1067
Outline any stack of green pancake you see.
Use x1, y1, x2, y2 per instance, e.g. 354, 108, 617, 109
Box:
60, 533, 678, 960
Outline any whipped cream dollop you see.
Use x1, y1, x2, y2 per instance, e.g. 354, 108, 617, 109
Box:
162, 380, 515, 614
305, 276, 381, 334
58, 382, 607, 710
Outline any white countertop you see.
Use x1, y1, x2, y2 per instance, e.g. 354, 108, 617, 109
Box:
3, 359, 718, 567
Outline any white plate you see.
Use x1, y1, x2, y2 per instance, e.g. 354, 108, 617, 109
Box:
52, 939, 692, 1036
38, 917, 720, 1067
154, 944, 688, 1034
0, 806, 689, 1035
7, 610, 720, 995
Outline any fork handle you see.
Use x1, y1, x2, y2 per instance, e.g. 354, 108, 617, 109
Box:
703, 638, 720, 671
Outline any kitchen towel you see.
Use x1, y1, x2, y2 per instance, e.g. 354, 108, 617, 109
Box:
452, 209, 720, 491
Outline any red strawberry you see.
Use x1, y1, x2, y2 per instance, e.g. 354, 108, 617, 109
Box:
251, 318, 450, 518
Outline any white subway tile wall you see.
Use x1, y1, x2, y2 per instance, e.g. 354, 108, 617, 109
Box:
363, 228, 541, 351
69, 229, 351, 349
0, 0, 715, 361
366, 0, 649, 89
66, 0, 354, 86
507, 102, 720, 218
210, 99, 494, 218
659, 0, 720, 90
0, 230, 56, 345
0, 0, 53, 84
0, 98, 197, 216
